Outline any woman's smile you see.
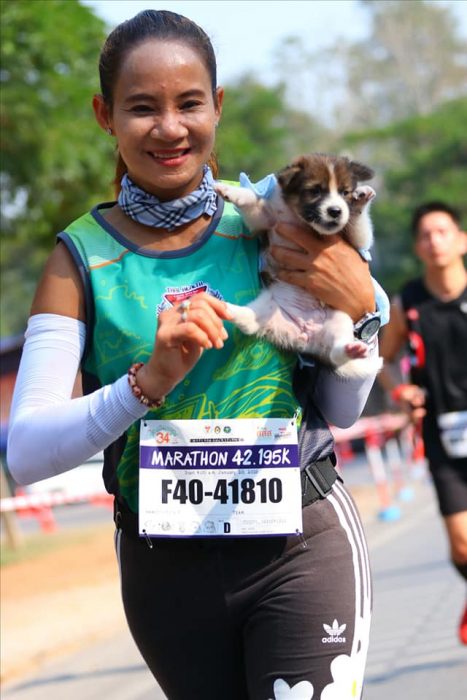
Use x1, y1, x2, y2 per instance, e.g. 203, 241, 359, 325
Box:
147, 148, 191, 167
107, 39, 223, 200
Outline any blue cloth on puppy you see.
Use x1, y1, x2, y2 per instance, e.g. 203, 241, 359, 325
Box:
239, 172, 278, 199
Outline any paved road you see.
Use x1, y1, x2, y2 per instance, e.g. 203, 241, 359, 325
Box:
364, 484, 466, 699
3, 479, 466, 699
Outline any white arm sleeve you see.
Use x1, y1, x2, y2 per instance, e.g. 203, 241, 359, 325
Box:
7, 314, 147, 486
312, 341, 380, 428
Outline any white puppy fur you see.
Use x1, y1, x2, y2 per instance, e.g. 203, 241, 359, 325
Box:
215, 154, 383, 379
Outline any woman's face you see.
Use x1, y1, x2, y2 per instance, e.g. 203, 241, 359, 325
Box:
104, 39, 223, 200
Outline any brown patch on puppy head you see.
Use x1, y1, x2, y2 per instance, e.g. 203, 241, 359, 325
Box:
278, 154, 331, 191
277, 154, 336, 214
276, 153, 375, 236
276, 157, 306, 193
332, 158, 357, 205
278, 154, 373, 203
277, 153, 342, 226
334, 158, 374, 215
348, 159, 374, 183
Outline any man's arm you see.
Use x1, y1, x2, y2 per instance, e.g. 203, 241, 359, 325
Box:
378, 297, 407, 392
378, 297, 426, 420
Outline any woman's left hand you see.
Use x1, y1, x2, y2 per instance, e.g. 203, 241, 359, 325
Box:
270, 222, 375, 321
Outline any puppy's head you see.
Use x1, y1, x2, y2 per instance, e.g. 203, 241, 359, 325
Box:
277, 154, 374, 236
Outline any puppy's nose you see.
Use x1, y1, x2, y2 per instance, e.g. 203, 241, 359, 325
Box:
327, 206, 342, 219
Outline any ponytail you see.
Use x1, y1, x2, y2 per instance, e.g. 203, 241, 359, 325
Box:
207, 152, 219, 179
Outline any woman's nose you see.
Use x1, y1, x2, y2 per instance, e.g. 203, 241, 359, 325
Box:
151, 111, 187, 140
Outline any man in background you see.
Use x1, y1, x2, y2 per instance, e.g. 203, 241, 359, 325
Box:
378, 202, 467, 643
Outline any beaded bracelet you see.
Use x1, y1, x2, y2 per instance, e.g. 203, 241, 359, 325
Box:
128, 362, 165, 409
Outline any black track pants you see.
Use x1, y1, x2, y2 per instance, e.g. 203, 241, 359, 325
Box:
115, 481, 372, 700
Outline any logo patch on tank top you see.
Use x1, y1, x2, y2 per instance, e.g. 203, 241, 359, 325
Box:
157, 282, 223, 315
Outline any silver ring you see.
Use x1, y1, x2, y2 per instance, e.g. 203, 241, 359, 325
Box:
180, 299, 191, 323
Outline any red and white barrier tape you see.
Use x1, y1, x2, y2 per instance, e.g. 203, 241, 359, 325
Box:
1, 489, 113, 514
331, 412, 408, 443
1, 413, 410, 516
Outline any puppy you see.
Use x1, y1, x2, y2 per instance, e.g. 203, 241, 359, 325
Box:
215, 153, 382, 379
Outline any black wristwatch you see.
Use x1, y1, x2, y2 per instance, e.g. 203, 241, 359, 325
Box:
353, 311, 381, 343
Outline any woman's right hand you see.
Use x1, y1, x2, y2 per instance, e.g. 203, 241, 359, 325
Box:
270, 223, 375, 321
135, 293, 232, 402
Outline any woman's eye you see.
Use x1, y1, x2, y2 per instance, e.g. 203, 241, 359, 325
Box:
130, 105, 153, 113
181, 100, 202, 110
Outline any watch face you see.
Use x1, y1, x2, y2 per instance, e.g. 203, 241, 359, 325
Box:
359, 317, 381, 341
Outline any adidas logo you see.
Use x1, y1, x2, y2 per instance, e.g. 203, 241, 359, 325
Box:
322, 619, 347, 644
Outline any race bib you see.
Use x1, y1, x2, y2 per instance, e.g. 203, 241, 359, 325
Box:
437, 411, 467, 458
138, 418, 302, 537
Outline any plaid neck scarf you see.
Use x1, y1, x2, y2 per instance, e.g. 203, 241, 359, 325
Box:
118, 165, 218, 232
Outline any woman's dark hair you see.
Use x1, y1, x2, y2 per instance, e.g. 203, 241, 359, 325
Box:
411, 201, 461, 236
99, 10, 219, 190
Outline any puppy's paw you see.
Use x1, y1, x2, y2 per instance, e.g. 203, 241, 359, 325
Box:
214, 182, 236, 203
352, 185, 376, 209
344, 341, 369, 359
226, 302, 260, 335
214, 183, 258, 209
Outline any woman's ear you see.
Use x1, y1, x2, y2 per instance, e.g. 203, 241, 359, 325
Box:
459, 231, 467, 256
93, 94, 112, 133
214, 87, 224, 122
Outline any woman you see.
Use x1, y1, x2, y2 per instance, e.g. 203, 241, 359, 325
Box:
7, 10, 386, 700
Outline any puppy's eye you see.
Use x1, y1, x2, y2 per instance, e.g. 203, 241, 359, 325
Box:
305, 185, 322, 197
340, 189, 351, 196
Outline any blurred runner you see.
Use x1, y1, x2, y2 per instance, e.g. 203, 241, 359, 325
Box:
378, 201, 467, 644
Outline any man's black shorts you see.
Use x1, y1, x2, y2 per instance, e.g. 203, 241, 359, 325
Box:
428, 457, 467, 516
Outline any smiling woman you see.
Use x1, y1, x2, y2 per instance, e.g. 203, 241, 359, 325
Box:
7, 8, 382, 699
94, 39, 223, 201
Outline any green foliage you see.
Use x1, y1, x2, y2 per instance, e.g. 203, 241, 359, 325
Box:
343, 99, 467, 294
1, 0, 114, 335
216, 74, 324, 180
346, 0, 467, 125
0, 4, 321, 336
1, 0, 465, 335
274, 0, 467, 131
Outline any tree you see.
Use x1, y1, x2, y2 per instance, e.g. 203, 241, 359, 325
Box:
343, 98, 467, 294
0, 0, 112, 336
344, 0, 467, 126
274, 1, 467, 132
0, 3, 324, 336
215, 73, 324, 181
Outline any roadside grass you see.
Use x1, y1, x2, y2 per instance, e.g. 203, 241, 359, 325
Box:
1, 485, 381, 567
0, 524, 107, 567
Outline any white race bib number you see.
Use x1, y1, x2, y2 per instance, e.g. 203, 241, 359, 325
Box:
138, 418, 302, 537
437, 411, 467, 458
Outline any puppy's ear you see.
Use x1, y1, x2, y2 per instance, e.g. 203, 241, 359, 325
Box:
277, 158, 305, 192
349, 160, 374, 182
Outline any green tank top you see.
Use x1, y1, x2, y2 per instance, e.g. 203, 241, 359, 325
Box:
59, 199, 299, 511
